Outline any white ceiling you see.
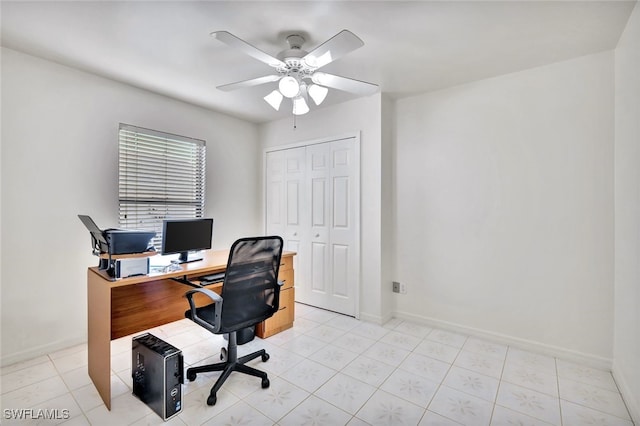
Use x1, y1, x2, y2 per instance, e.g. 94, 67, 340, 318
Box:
1, 1, 635, 123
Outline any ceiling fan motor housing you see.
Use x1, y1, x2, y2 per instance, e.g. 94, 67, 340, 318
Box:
276, 34, 314, 78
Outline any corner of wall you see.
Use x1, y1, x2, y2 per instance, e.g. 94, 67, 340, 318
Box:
380, 95, 397, 320
613, 1, 640, 423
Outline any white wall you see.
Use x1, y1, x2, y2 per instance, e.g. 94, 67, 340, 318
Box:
258, 95, 387, 323
394, 51, 615, 365
0, 48, 261, 365
613, 1, 640, 421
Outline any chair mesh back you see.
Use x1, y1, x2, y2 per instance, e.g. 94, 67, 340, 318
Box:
219, 236, 284, 333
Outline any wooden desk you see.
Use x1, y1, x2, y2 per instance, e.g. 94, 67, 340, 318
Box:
87, 249, 295, 410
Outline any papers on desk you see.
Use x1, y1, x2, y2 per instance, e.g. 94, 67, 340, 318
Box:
149, 254, 181, 274
150, 254, 180, 266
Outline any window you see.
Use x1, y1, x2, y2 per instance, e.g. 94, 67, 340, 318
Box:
118, 124, 206, 246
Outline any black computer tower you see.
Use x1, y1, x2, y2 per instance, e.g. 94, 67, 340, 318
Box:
132, 333, 183, 420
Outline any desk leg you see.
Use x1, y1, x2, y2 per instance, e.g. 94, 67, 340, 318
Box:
88, 270, 112, 410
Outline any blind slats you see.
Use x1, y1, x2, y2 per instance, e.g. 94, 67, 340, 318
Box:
118, 124, 206, 246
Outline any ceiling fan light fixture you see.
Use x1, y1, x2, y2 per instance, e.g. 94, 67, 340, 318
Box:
212, 30, 378, 120
279, 76, 300, 98
292, 96, 309, 115
264, 90, 283, 110
308, 84, 328, 106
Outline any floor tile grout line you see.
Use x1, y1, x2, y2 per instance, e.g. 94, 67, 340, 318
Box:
0, 361, 59, 396
51, 357, 87, 423
555, 354, 564, 426
608, 368, 636, 423
343, 319, 441, 425
416, 331, 467, 425
609, 367, 635, 425
557, 395, 636, 424
0, 355, 52, 379
150, 322, 625, 425
252, 344, 353, 425
4, 304, 633, 426
489, 344, 510, 426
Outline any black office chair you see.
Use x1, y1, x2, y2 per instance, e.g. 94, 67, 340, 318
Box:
184, 236, 284, 406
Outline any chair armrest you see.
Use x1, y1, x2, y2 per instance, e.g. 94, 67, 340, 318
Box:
185, 287, 222, 303
184, 288, 223, 333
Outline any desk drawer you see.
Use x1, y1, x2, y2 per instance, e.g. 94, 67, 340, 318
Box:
279, 255, 293, 272
278, 268, 294, 290
255, 287, 294, 338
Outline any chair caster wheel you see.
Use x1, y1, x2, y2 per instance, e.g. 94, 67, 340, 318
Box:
261, 378, 270, 388
262, 353, 270, 362
220, 347, 227, 361
207, 394, 217, 406
187, 371, 197, 381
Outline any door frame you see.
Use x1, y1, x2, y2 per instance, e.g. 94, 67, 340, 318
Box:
263, 132, 361, 319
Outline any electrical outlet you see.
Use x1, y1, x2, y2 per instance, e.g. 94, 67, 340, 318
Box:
400, 282, 407, 294
392, 281, 400, 293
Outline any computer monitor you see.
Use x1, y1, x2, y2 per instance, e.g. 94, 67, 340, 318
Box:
161, 218, 213, 263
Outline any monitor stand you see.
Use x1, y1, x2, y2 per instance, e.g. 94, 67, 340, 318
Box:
177, 251, 204, 264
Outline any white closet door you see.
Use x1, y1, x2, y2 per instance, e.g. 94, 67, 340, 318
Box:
283, 147, 308, 282
327, 138, 359, 316
265, 150, 285, 237
306, 142, 331, 309
265, 137, 359, 317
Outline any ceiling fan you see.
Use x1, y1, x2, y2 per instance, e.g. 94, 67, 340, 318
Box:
211, 30, 378, 115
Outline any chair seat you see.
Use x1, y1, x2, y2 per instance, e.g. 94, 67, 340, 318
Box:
186, 301, 273, 335
186, 304, 217, 324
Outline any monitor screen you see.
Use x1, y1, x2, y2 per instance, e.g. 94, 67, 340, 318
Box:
161, 218, 213, 263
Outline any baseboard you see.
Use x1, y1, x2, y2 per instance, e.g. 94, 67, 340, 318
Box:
359, 311, 390, 325
1, 335, 87, 368
392, 310, 613, 371
612, 363, 640, 424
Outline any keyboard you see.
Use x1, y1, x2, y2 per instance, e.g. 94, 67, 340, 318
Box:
199, 272, 225, 284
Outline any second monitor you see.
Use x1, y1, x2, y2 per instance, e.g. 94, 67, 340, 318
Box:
161, 218, 214, 263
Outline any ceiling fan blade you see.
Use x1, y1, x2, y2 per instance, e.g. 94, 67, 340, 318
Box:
311, 72, 378, 96
303, 30, 364, 69
211, 31, 286, 68
217, 75, 281, 91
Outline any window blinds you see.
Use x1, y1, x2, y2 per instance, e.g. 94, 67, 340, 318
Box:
118, 124, 206, 246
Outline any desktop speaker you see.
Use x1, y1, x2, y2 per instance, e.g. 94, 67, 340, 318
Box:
132, 333, 183, 421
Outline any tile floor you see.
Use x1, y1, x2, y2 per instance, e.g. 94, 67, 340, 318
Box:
0, 303, 635, 425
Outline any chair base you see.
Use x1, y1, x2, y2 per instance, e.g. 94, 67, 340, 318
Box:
186, 332, 270, 406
